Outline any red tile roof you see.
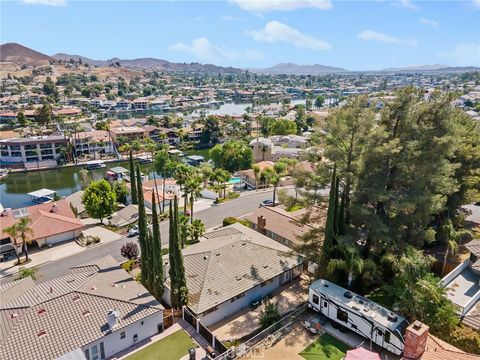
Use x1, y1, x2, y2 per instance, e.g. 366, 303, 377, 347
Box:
0, 200, 83, 244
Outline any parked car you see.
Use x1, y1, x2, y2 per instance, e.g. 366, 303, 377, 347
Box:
259, 199, 273, 207
128, 225, 139, 237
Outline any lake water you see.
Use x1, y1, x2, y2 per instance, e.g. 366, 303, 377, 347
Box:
0, 162, 159, 209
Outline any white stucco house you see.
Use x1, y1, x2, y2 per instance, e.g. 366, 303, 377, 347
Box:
162, 223, 304, 326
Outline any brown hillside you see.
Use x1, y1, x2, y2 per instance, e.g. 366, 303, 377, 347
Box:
0, 43, 53, 66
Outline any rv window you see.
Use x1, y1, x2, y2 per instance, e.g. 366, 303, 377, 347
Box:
385, 331, 391, 343
336, 309, 348, 323
312, 294, 319, 305
324, 301, 327, 308
351, 324, 357, 330
377, 329, 383, 336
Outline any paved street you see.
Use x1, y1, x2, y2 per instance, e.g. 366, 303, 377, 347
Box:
0, 189, 290, 285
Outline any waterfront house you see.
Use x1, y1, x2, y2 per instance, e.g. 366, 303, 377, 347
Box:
0, 256, 164, 360
0, 199, 84, 256
74, 130, 113, 157
109, 126, 147, 143
0, 136, 69, 167
161, 223, 304, 326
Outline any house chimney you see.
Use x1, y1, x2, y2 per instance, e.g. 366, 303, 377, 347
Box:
257, 215, 266, 235
50, 203, 58, 213
106, 309, 119, 330
403, 320, 429, 359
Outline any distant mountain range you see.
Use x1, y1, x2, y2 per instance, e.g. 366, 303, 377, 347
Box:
250, 62, 348, 75
1, 43, 478, 75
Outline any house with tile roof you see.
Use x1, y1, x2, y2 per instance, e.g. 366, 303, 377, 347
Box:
161, 223, 304, 326
0, 199, 84, 256
0, 256, 164, 360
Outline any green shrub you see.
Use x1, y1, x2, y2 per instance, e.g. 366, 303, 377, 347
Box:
223, 217, 238, 226
17, 266, 39, 281
446, 325, 480, 354
121, 260, 135, 273
259, 301, 281, 329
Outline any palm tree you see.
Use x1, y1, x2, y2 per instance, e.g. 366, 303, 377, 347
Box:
262, 162, 286, 206
5, 218, 34, 263
4, 223, 21, 264
186, 174, 203, 223
188, 219, 205, 243
327, 244, 377, 289
441, 239, 459, 276
253, 164, 260, 191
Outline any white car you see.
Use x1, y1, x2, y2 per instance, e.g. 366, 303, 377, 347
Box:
128, 225, 139, 237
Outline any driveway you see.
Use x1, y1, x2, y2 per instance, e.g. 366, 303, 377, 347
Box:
211, 276, 309, 342
83, 226, 122, 243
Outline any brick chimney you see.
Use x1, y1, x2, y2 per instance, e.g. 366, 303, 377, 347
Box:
403, 320, 429, 359
257, 215, 266, 235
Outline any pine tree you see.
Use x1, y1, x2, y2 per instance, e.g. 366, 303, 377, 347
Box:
338, 189, 346, 236
129, 150, 138, 205
136, 165, 149, 289
151, 190, 164, 299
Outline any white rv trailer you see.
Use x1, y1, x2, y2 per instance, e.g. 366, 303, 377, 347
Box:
308, 279, 409, 356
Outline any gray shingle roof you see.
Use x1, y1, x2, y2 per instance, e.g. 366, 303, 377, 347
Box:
166, 223, 303, 314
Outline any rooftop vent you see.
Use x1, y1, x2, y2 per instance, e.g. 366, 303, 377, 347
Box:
90, 286, 97, 291
387, 312, 398, 322
72, 294, 81, 302
323, 283, 329, 288
83, 310, 91, 317
10, 313, 19, 319
37, 330, 47, 338
112, 284, 119, 288
203, 255, 209, 260
343, 291, 353, 299
37, 308, 47, 315
215, 253, 221, 256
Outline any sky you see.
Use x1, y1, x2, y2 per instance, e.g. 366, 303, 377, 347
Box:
1, 0, 480, 70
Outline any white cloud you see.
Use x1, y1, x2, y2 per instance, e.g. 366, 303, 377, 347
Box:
357, 30, 418, 46
393, 0, 419, 10
419, 18, 439, 28
170, 37, 262, 63
439, 43, 480, 66
247, 21, 332, 50
231, 0, 332, 12
21, 0, 65, 5
473, 0, 480, 9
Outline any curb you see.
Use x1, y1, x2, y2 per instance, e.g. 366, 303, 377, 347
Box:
0, 259, 53, 280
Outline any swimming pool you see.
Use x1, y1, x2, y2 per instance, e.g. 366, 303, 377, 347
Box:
228, 177, 242, 184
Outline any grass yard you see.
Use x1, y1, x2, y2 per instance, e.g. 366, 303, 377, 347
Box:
299, 333, 349, 360
124, 330, 197, 360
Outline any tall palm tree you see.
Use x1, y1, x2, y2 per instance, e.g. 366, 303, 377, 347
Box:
17, 217, 34, 262
186, 174, 203, 223
253, 164, 260, 191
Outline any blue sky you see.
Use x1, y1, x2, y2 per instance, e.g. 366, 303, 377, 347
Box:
1, 0, 479, 70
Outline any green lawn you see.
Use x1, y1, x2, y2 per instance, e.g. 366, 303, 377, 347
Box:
124, 330, 197, 360
299, 333, 350, 360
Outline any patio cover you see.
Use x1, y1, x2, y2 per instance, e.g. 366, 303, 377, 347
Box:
27, 188, 55, 198
345, 347, 381, 360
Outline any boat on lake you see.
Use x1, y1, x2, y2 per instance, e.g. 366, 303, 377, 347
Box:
85, 160, 106, 170
0, 168, 9, 180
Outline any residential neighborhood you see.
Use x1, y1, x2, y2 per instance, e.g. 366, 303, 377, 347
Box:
1, 1, 480, 360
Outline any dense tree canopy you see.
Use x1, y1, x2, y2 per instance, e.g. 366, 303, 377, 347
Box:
82, 180, 116, 223
209, 140, 253, 172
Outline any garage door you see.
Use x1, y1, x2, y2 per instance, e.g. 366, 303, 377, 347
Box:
46, 232, 73, 246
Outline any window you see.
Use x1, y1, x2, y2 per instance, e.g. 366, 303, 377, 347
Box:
312, 294, 319, 305
324, 301, 328, 308
91, 345, 99, 360
336, 308, 348, 323
120, 331, 125, 339
377, 329, 383, 337
1, 151, 8, 156
9, 145, 20, 151
202, 306, 218, 316
384, 331, 391, 344
231, 292, 245, 303
11, 152, 21, 157
351, 324, 357, 330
